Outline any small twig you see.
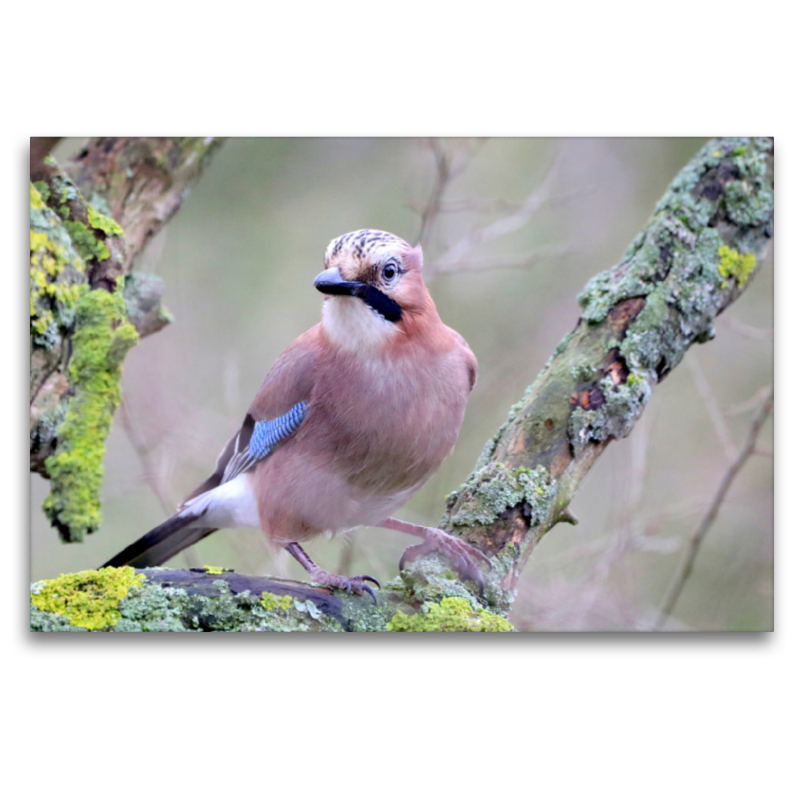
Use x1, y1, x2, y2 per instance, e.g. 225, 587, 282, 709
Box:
429, 153, 563, 272
431, 244, 568, 275
686, 351, 738, 462
119, 398, 202, 569
408, 197, 527, 215
119, 398, 173, 517
570, 415, 652, 627
415, 138, 485, 249
717, 314, 773, 340
654, 387, 774, 630
408, 184, 593, 217
727, 385, 773, 417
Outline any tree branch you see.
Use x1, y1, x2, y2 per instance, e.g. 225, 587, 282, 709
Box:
30, 138, 224, 540
654, 386, 773, 630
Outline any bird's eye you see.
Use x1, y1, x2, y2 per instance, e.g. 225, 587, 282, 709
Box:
382, 265, 397, 282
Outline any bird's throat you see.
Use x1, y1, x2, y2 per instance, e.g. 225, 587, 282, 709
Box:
322, 296, 401, 353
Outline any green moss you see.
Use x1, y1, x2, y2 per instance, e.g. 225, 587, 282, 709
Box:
626, 373, 643, 387
87, 205, 124, 238
387, 597, 513, 632
260, 591, 294, 611
30, 229, 83, 339
30, 184, 86, 349
31, 181, 49, 207
569, 373, 651, 454
30, 567, 145, 630
32, 572, 345, 632
446, 462, 556, 529
42, 279, 139, 541
718, 245, 756, 288
63, 219, 111, 263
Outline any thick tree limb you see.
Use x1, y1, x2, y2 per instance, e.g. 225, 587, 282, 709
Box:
30, 138, 224, 540
30, 137, 773, 631
65, 137, 223, 283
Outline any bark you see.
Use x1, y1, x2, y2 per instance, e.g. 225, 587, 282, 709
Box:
29, 137, 774, 631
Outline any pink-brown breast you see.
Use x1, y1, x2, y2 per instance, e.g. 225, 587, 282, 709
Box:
252, 323, 476, 545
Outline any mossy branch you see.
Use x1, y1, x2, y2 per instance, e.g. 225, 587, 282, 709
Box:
64, 137, 224, 286
440, 136, 773, 613
30, 138, 224, 541
30, 137, 773, 631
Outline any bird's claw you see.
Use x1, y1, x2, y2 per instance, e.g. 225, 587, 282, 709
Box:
400, 528, 490, 592
307, 568, 380, 604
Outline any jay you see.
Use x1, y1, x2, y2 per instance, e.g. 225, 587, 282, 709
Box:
103, 229, 488, 599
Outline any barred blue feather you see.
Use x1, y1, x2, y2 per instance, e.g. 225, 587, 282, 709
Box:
220, 401, 307, 483
249, 402, 307, 461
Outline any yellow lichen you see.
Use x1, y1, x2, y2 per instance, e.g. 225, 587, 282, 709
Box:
30, 567, 145, 630
30, 182, 48, 209
30, 184, 86, 344
718, 245, 756, 289
87, 205, 124, 238
203, 565, 224, 575
42, 279, 139, 541
260, 592, 294, 611
387, 597, 514, 632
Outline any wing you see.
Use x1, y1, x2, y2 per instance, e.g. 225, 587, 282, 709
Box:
180, 326, 320, 507
454, 330, 478, 392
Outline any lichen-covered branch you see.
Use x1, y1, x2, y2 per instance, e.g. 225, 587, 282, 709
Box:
30, 138, 224, 542
30, 137, 773, 631
64, 138, 223, 284
30, 567, 513, 632
439, 136, 773, 613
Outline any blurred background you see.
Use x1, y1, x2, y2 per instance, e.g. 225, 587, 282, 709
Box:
30, 137, 773, 631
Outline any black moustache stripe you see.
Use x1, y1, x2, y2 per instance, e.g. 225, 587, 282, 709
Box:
357, 285, 403, 323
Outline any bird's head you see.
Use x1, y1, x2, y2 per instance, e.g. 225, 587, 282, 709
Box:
315, 229, 435, 352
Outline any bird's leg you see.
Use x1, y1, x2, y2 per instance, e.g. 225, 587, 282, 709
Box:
285, 542, 380, 603
379, 518, 491, 590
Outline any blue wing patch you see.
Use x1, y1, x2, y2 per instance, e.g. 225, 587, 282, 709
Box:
221, 401, 307, 484
248, 402, 307, 461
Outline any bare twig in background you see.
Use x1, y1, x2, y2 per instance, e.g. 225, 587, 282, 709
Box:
407, 197, 529, 215
431, 244, 569, 275
428, 153, 563, 273
654, 386, 774, 630
409, 184, 593, 217
119, 399, 173, 517
119, 398, 202, 569
411, 143, 576, 280
686, 351, 738, 462
727, 385, 773, 417
415, 138, 486, 249
567, 415, 653, 629
718, 314, 773, 340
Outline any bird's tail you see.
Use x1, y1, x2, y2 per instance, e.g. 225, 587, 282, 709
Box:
101, 510, 218, 569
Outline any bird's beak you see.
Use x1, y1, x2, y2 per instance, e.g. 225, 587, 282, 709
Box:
313, 267, 367, 297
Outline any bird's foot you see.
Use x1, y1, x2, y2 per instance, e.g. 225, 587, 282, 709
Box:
285, 541, 380, 603
398, 525, 491, 590
305, 565, 380, 604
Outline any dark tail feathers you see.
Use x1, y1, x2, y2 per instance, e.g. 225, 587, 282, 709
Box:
102, 511, 218, 569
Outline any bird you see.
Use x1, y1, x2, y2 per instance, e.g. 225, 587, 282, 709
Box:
102, 229, 489, 600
